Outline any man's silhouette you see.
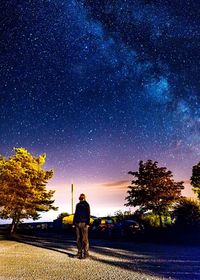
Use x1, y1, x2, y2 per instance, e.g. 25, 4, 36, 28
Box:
73, 193, 90, 259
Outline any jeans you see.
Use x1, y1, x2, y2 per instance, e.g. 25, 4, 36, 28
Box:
75, 222, 89, 255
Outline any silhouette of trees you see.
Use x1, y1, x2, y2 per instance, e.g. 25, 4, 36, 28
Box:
191, 161, 200, 199
114, 210, 124, 222
0, 148, 58, 234
125, 160, 184, 227
172, 197, 200, 228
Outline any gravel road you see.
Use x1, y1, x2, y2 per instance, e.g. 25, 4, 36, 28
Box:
0, 233, 200, 280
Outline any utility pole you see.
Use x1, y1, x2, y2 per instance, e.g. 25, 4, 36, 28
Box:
71, 183, 74, 214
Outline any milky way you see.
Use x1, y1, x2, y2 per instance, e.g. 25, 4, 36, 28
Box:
0, 1, 199, 218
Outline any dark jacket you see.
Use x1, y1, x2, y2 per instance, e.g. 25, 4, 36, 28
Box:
73, 200, 90, 225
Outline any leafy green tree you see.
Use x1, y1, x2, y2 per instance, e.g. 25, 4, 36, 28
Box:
114, 210, 124, 222
172, 197, 200, 228
125, 160, 184, 227
0, 148, 58, 234
191, 162, 200, 199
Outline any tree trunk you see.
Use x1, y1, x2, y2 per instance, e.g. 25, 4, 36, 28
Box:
10, 211, 22, 235
159, 215, 163, 227
10, 217, 20, 235
10, 218, 16, 235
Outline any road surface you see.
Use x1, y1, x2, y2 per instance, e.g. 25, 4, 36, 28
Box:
0, 233, 200, 280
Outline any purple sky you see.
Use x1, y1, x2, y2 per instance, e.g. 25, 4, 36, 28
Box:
1, 1, 199, 222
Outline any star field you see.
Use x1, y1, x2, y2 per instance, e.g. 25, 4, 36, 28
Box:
0, 0, 200, 218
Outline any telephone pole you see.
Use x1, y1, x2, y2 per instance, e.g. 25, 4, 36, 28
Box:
71, 183, 74, 214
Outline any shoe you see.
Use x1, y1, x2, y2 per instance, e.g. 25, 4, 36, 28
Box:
76, 254, 82, 259
83, 252, 89, 259
75, 252, 82, 259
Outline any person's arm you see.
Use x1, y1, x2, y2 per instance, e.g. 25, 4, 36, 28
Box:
86, 203, 90, 225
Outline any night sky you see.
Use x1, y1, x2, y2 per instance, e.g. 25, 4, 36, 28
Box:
1, 0, 200, 220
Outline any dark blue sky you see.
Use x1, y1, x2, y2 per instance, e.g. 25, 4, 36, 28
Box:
0, 0, 199, 217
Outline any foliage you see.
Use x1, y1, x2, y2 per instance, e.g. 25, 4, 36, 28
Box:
191, 161, 200, 199
114, 210, 124, 222
172, 197, 200, 228
63, 214, 94, 225
141, 212, 161, 228
0, 148, 58, 234
113, 210, 133, 222
141, 212, 172, 228
125, 160, 184, 226
57, 212, 70, 219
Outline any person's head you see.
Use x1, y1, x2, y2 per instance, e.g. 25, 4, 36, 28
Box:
79, 193, 86, 201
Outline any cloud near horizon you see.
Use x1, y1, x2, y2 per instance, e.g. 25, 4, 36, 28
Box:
102, 180, 129, 189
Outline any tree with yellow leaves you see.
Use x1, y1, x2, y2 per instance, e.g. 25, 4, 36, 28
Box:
0, 148, 58, 234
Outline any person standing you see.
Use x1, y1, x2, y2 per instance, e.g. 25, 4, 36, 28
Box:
73, 193, 90, 259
